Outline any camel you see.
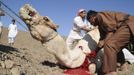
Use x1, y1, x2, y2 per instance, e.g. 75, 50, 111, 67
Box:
19, 4, 100, 74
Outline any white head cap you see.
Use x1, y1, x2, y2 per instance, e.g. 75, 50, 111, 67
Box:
77, 9, 86, 15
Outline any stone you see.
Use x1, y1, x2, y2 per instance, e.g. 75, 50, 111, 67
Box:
10, 67, 20, 75
5, 60, 14, 69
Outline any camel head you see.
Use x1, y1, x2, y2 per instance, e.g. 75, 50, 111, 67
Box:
19, 4, 37, 24
19, 4, 58, 44
19, 4, 58, 28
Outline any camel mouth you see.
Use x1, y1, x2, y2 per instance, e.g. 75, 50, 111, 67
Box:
19, 4, 39, 26
19, 4, 37, 20
28, 11, 36, 17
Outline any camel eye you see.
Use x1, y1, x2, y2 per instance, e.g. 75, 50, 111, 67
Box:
44, 17, 50, 21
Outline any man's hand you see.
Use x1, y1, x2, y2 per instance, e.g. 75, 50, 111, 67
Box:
98, 40, 104, 48
81, 25, 90, 32
87, 50, 97, 58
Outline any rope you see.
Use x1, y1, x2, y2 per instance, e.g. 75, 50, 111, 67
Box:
0, 8, 28, 31
0, 1, 28, 31
0, 1, 23, 21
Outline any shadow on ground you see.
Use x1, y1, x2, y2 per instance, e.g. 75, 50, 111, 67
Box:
42, 60, 67, 69
0, 44, 18, 54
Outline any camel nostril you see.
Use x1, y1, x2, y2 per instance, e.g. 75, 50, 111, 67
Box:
79, 46, 83, 50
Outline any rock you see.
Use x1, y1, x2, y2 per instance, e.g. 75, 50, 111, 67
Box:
5, 60, 14, 69
0, 61, 5, 68
0, 69, 11, 75
10, 67, 20, 75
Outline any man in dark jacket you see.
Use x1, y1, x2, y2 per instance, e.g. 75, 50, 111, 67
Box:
86, 10, 134, 75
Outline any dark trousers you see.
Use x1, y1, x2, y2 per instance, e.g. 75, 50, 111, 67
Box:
117, 50, 125, 65
102, 24, 131, 73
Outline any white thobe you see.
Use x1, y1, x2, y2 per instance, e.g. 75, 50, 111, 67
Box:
66, 16, 92, 50
8, 24, 18, 38
123, 48, 134, 64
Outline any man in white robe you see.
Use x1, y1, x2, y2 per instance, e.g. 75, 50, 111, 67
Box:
8, 19, 18, 46
66, 9, 93, 50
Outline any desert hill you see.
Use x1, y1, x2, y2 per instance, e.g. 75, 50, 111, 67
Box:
0, 27, 64, 75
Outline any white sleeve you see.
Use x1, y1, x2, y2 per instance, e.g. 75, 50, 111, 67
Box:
8, 24, 11, 30
86, 21, 95, 29
0, 21, 3, 27
74, 17, 85, 28
15, 25, 18, 31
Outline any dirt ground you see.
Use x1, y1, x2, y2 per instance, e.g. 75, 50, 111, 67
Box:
0, 27, 134, 75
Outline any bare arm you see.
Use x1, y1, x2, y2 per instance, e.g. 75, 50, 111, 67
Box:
80, 25, 91, 32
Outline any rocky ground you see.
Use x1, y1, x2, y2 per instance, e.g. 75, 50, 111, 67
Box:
0, 27, 134, 75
